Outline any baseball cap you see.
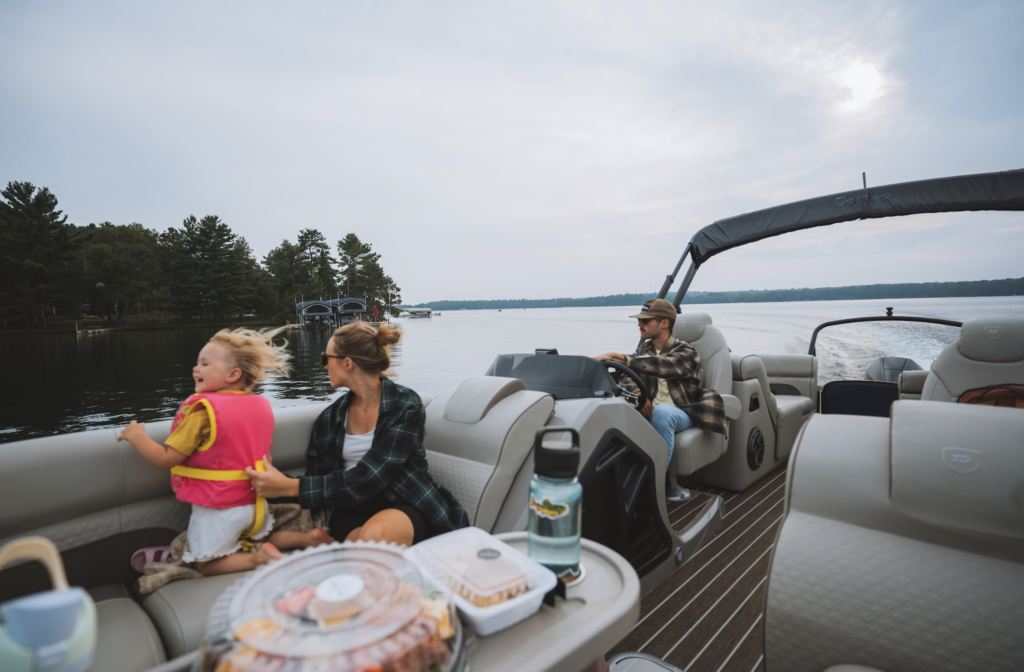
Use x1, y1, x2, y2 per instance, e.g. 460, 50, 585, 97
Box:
629, 298, 677, 321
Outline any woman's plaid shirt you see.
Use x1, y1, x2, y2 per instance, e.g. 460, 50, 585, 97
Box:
621, 336, 726, 435
298, 378, 469, 533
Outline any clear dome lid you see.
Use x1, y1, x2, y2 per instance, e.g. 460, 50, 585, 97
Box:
202, 542, 458, 669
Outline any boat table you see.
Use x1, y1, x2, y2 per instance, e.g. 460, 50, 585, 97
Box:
147, 534, 639, 672
461, 533, 641, 672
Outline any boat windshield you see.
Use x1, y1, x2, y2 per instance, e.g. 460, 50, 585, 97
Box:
485, 354, 617, 400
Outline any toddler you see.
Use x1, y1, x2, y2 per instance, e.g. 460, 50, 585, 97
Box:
119, 327, 329, 575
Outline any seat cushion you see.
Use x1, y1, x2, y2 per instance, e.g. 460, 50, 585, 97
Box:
671, 427, 725, 476
775, 395, 815, 425
89, 584, 167, 672
141, 572, 246, 659
774, 395, 815, 461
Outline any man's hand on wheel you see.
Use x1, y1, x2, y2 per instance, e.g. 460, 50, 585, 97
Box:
594, 352, 626, 364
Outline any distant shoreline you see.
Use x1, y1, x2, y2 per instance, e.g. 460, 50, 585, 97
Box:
401, 278, 1024, 312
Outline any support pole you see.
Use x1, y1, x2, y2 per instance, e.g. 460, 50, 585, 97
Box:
657, 244, 692, 300
671, 258, 699, 309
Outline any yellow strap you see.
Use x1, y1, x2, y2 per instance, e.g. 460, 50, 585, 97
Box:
240, 462, 267, 545
170, 460, 263, 481
171, 461, 268, 552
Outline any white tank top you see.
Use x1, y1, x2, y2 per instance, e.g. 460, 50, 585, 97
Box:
343, 410, 375, 470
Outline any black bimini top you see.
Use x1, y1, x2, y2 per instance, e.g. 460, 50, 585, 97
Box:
687, 168, 1024, 267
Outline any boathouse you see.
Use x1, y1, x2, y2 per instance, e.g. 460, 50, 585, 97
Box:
294, 297, 366, 327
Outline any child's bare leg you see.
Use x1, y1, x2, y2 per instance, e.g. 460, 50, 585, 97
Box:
267, 528, 333, 551
195, 543, 283, 576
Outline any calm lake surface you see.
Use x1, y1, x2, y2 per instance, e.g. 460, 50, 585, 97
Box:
2, 296, 1022, 443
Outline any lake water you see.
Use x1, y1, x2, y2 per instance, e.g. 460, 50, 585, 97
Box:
2, 296, 1022, 443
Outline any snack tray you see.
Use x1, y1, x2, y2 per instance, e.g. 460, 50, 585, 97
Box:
405, 527, 557, 636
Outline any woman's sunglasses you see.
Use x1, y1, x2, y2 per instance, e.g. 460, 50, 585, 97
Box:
320, 352, 346, 367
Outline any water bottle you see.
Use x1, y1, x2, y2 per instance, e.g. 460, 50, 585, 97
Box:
527, 427, 582, 579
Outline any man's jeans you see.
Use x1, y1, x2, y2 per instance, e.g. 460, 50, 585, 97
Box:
650, 404, 694, 471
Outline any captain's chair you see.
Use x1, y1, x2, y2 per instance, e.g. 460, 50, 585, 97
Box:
667, 314, 740, 483
765, 401, 1024, 671
922, 317, 1024, 401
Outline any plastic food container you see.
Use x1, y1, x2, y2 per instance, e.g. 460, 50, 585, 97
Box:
199, 541, 462, 672
405, 527, 557, 637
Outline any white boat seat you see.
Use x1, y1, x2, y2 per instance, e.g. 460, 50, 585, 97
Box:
765, 401, 1024, 672
897, 369, 928, 400
423, 376, 554, 532
774, 394, 815, 453
140, 572, 246, 660
730, 355, 814, 458
88, 584, 168, 672
922, 317, 1024, 401
668, 314, 734, 477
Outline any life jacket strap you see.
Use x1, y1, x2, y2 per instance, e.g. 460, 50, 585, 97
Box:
169, 460, 264, 481
170, 460, 268, 551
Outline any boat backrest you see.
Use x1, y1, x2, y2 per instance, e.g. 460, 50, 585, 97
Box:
765, 400, 1024, 672
674, 313, 732, 396
922, 317, 1024, 401
0, 403, 327, 553
731, 354, 778, 424
897, 369, 929, 400
423, 376, 554, 532
755, 353, 818, 401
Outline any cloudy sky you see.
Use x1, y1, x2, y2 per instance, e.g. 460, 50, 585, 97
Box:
2, 1, 1022, 303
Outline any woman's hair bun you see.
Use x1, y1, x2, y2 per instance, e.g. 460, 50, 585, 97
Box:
331, 321, 402, 376
376, 323, 401, 347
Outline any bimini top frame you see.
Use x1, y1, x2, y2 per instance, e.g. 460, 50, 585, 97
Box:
657, 168, 1024, 308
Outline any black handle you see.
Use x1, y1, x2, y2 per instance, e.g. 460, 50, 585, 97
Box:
535, 426, 580, 449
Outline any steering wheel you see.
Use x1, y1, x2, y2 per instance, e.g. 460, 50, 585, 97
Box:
603, 361, 650, 411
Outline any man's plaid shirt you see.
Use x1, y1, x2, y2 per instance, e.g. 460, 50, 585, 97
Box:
620, 336, 726, 436
298, 377, 469, 533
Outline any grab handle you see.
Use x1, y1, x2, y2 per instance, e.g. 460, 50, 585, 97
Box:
0, 536, 69, 590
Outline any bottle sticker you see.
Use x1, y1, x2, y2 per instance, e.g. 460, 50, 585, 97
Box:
530, 495, 569, 520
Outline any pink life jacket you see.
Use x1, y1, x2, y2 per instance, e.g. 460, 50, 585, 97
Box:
168, 392, 274, 509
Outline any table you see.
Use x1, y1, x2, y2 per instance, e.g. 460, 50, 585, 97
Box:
461, 533, 641, 672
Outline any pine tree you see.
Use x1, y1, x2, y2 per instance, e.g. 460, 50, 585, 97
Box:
336, 233, 380, 298
0, 182, 77, 327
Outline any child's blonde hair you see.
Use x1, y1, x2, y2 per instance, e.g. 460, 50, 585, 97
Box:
209, 326, 291, 388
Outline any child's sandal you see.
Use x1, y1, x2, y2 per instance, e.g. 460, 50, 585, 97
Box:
130, 546, 174, 573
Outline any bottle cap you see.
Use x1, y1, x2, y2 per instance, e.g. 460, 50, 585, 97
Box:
534, 427, 580, 479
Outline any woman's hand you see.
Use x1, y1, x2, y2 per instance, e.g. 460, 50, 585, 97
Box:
246, 454, 300, 498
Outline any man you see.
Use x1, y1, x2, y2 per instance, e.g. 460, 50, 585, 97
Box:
595, 298, 725, 501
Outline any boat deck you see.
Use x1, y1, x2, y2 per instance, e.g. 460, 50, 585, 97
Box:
609, 465, 789, 671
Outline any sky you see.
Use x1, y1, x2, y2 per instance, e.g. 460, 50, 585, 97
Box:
2, 1, 1022, 304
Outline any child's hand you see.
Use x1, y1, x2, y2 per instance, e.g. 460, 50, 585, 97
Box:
119, 421, 146, 443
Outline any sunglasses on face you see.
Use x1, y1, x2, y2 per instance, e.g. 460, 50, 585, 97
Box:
639, 318, 654, 325
320, 352, 346, 367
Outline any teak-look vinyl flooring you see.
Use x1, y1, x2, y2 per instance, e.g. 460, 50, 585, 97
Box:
608, 465, 789, 672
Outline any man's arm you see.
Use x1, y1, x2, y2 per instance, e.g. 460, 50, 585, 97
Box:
624, 341, 700, 381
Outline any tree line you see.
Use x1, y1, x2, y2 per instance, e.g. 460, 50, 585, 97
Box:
0, 181, 402, 328
406, 278, 1024, 311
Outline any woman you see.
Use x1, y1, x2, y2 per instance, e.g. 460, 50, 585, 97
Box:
247, 322, 468, 545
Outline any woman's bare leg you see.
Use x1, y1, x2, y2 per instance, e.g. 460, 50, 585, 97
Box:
267, 528, 333, 551
350, 509, 415, 546
194, 543, 283, 576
